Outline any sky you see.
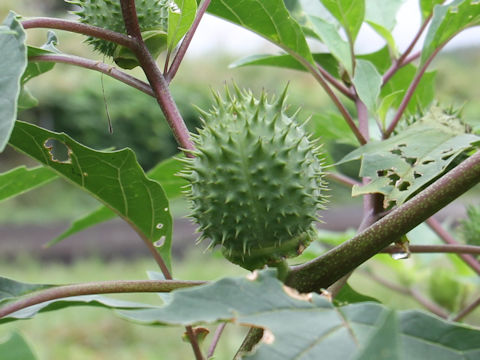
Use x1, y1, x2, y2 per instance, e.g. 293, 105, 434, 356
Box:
184, 0, 480, 58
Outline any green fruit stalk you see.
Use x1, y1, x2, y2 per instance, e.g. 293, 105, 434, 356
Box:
68, 0, 171, 69
181, 85, 326, 270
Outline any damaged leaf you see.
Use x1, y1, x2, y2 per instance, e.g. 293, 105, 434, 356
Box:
8, 121, 173, 270
339, 107, 480, 206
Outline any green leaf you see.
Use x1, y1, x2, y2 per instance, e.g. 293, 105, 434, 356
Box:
420, 0, 447, 20
208, 0, 313, 63
380, 64, 436, 115
312, 112, 358, 145
0, 332, 37, 360
230, 53, 339, 77
339, 107, 480, 206
0, 277, 53, 304
0, 166, 57, 202
8, 121, 173, 269
352, 59, 382, 112
421, 0, 480, 65
353, 309, 400, 360
357, 46, 392, 74
0, 295, 154, 325
0, 12, 27, 152
365, 0, 404, 31
118, 271, 480, 359
320, 0, 365, 41
48, 155, 187, 247
307, 15, 353, 74
167, 0, 197, 52
334, 283, 380, 306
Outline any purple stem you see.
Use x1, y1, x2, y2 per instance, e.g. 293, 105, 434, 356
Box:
29, 54, 154, 97
166, 0, 212, 83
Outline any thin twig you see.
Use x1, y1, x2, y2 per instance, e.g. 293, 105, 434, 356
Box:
21, 17, 135, 49
382, 14, 432, 86
316, 64, 355, 100
382, 244, 480, 256
0, 279, 206, 319
29, 54, 154, 97
384, 46, 442, 138
118, 4, 202, 358
365, 271, 449, 319
325, 172, 360, 187
426, 217, 480, 276
166, 0, 212, 82
207, 323, 227, 358
453, 295, 480, 322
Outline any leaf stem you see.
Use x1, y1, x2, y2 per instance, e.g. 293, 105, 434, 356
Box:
166, 0, 212, 83
382, 14, 432, 86
384, 46, 441, 138
21, 17, 135, 49
29, 54, 154, 97
381, 244, 480, 256
325, 172, 360, 187
453, 295, 480, 322
365, 271, 449, 318
0, 279, 205, 319
426, 217, 480, 276
316, 64, 355, 100
286, 150, 480, 292
207, 322, 227, 359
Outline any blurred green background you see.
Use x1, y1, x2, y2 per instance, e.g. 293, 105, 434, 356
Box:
2, 0, 480, 359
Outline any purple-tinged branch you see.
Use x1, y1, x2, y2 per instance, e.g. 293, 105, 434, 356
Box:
286, 150, 480, 293
325, 172, 360, 187
316, 64, 355, 100
0, 279, 206, 319
207, 323, 227, 358
453, 295, 480, 322
426, 217, 480, 276
21, 17, 135, 49
166, 0, 212, 82
29, 54, 154, 97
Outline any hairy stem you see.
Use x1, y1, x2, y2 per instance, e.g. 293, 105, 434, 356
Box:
426, 217, 480, 275
286, 150, 480, 293
0, 279, 205, 319
29, 54, 154, 97
21, 17, 135, 49
166, 0, 212, 82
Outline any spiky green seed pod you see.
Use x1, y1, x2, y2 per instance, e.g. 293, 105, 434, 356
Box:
68, 0, 171, 68
181, 85, 326, 271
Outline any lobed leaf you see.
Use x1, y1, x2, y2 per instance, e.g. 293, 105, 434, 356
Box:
0, 332, 37, 360
421, 0, 480, 65
8, 121, 173, 269
117, 271, 480, 359
339, 107, 480, 206
0, 295, 154, 325
0, 12, 27, 152
207, 0, 313, 63
48, 155, 187, 247
0, 166, 57, 203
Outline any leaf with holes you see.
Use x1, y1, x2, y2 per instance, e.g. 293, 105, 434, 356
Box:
7, 121, 173, 269
117, 270, 480, 359
207, 0, 313, 63
421, 0, 480, 65
0, 12, 27, 152
339, 107, 480, 206
47, 155, 186, 247
0, 166, 57, 203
